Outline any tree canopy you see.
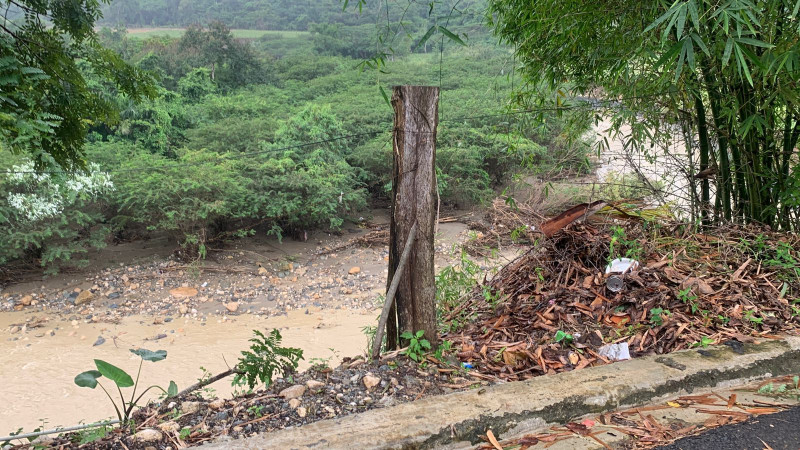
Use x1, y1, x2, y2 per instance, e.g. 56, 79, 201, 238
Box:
488, 0, 800, 228
0, 0, 155, 171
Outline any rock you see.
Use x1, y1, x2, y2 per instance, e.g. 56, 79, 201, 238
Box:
258, 267, 269, 276
379, 396, 397, 407
363, 374, 381, 391
288, 398, 301, 409
181, 401, 201, 414
209, 398, 225, 410
158, 421, 180, 433
306, 379, 325, 390
133, 429, 163, 443
170, 287, 198, 299
75, 291, 94, 306
20, 295, 33, 306
225, 302, 239, 313
279, 384, 306, 400
178, 304, 188, 315
93, 336, 105, 347
348, 266, 361, 275
298, 406, 307, 418
31, 435, 54, 446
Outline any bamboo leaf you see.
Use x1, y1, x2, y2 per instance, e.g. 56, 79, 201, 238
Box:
687, 0, 700, 29
379, 86, 391, 109
413, 25, 437, 50
644, 1, 680, 33
438, 26, 467, 46
722, 37, 734, 67
676, 4, 688, 39
691, 33, 710, 56
655, 40, 684, 70
735, 37, 774, 48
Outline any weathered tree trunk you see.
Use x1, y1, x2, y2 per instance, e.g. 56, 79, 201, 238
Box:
385, 85, 439, 350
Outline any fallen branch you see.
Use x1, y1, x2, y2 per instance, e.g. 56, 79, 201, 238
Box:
159, 368, 241, 412
371, 223, 418, 359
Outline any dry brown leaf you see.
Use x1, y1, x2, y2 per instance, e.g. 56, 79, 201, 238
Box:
486, 429, 502, 450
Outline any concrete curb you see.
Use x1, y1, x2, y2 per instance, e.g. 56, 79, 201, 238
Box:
202, 336, 800, 449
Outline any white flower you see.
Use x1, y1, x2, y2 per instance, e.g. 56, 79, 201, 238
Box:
4, 160, 114, 222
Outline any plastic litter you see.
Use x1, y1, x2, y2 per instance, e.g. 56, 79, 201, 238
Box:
605, 258, 640, 292
597, 342, 631, 361
461, 362, 474, 369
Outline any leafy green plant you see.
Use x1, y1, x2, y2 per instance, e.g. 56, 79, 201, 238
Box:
691, 336, 715, 348
554, 330, 574, 344
179, 427, 192, 440
400, 330, 432, 362
649, 308, 670, 326
744, 310, 764, 325
233, 329, 304, 389
74, 349, 177, 427
608, 226, 643, 262
246, 404, 265, 418
72, 424, 112, 445
434, 340, 453, 361
436, 251, 483, 333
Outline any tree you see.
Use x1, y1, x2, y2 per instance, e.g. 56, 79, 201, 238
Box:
487, 0, 800, 228
0, 0, 155, 171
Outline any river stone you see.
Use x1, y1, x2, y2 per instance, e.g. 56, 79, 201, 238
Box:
363, 374, 381, 391
209, 398, 225, 410
31, 435, 54, 446
288, 398, 301, 409
20, 295, 33, 306
179, 304, 188, 315
170, 287, 198, 299
306, 379, 325, 390
225, 302, 239, 313
298, 406, 307, 418
181, 401, 201, 414
75, 291, 94, 305
133, 429, 163, 443
279, 385, 306, 400
348, 266, 361, 275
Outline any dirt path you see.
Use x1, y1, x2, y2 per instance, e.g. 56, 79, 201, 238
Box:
0, 212, 491, 433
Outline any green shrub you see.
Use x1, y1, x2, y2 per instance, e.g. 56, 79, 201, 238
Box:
113, 148, 252, 258
244, 105, 367, 231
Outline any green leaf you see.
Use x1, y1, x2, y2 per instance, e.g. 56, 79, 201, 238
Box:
400, 331, 414, 340
438, 26, 467, 46
722, 38, 734, 67
168, 381, 178, 397
74, 370, 102, 389
735, 37, 774, 49
379, 86, 391, 109
130, 348, 167, 362
414, 26, 437, 50
94, 360, 134, 388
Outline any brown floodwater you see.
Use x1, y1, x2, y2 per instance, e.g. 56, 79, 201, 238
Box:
0, 308, 376, 433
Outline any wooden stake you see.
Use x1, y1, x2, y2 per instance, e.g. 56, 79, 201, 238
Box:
371, 223, 417, 359
386, 85, 439, 350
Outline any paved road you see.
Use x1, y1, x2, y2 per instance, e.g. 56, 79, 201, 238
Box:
659, 406, 800, 450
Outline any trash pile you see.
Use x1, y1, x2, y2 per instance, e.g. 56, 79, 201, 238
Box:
448, 220, 800, 381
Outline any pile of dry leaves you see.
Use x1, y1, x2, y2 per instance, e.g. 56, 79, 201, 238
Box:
448, 220, 800, 381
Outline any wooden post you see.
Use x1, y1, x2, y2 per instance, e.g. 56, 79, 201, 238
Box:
385, 85, 439, 351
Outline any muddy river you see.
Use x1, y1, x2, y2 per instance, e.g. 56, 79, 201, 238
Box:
0, 308, 376, 433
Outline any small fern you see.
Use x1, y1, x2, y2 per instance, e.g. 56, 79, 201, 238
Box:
233, 329, 304, 389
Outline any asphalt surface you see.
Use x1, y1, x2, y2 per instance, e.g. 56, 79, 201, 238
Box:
658, 406, 800, 450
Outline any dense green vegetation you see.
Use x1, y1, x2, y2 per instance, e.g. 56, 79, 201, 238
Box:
488, 0, 800, 228
0, 1, 590, 274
